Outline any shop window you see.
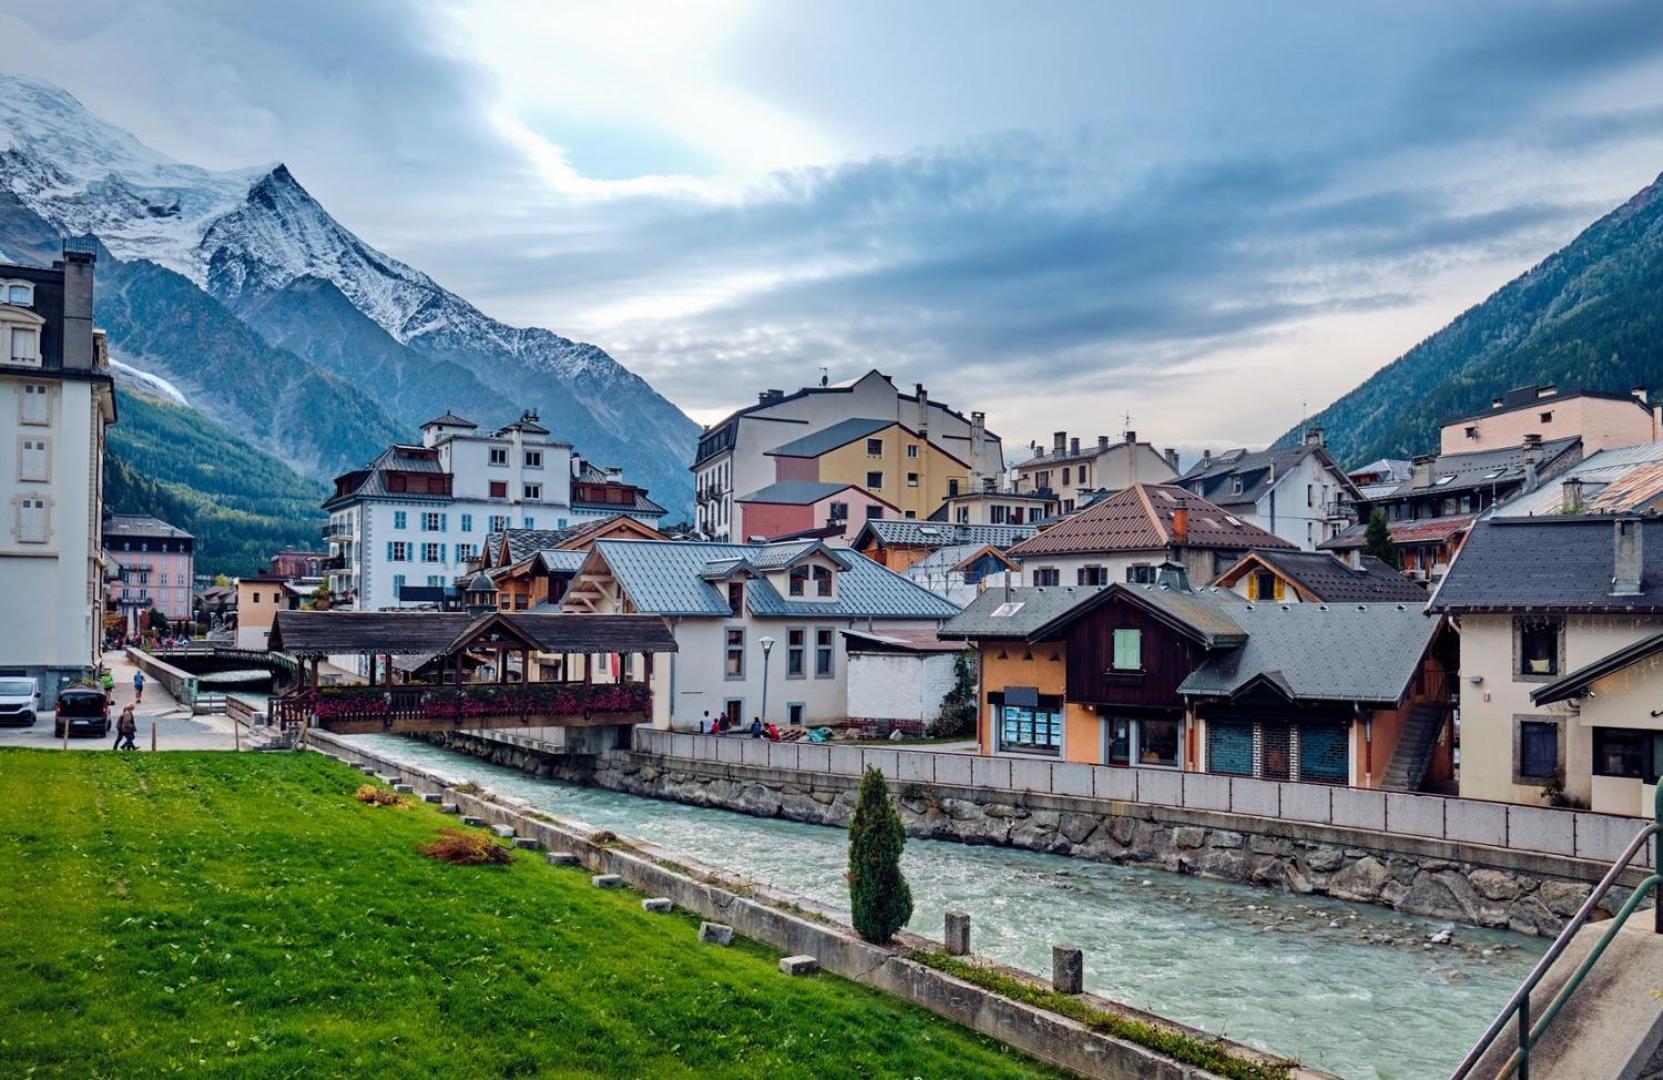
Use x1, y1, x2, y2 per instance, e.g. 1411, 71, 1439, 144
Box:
1261, 725, 1292, 780
998, 688, 1062, 756
1139, 718, 1181, 767
1106, 717, 1131, 766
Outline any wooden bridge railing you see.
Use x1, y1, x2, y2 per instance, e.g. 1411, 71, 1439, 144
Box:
273, 681, 652, 734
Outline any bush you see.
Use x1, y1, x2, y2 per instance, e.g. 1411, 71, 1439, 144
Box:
354, 784, 409, 808
930, 650, 977, 737
848, 766, 912, 943
417, 828, 512, 866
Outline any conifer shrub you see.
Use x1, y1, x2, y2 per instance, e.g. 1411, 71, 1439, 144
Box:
847, 766, 913, 943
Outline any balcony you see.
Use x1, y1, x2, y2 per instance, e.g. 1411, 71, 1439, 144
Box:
321, 522, 353, 541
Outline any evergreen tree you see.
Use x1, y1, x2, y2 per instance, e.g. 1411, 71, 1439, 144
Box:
847, 766, 912, 943
1362, 508, 1399, 569
933, 650, 977, 737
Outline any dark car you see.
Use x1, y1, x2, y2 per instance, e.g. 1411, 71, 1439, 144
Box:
54, 688, 111, 738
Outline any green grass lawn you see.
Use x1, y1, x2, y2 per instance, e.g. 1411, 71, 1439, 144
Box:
0, 749, 1057, 1078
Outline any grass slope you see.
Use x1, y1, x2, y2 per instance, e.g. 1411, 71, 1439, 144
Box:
0, 751, 1054, 1078
106, 387, 327, 577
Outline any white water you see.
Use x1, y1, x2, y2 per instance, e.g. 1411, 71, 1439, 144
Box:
345, 734, 1544, 1079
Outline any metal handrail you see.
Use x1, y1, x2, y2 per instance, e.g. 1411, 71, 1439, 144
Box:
1451, 784, 1662, 1078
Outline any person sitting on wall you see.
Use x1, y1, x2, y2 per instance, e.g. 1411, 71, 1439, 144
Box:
750, 717, 763, 738
764, 722, 781, 742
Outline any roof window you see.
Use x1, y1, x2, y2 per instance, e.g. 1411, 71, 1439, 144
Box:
991, 602, 1025, 618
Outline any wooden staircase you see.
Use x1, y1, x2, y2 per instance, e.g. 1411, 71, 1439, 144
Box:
1381, 701, 1447, 791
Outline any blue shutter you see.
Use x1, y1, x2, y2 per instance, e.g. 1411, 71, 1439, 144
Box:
386, 541, 394, 562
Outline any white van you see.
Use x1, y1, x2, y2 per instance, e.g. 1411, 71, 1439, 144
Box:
0, 677, 40, 726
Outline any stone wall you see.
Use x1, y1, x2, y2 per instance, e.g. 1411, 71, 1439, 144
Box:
421, 730, 1653, 937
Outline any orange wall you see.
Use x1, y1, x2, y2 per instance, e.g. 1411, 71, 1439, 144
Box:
976, 640, 1094, 761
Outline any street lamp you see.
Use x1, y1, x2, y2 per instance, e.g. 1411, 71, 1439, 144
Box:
758, 636, 776, 725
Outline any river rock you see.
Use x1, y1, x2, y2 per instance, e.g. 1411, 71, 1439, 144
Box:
1131, 821, 1171, 861
1329, 856, 1390, 902
1197, 848, 1252, 882
1209, 829, 1243, 850
1109, 816, 1137, 846
1305, 845, 1345, 873
1538, 881, 1593, 918
1059, 812, 1102, 845
1172, 826, 1207, 850
1249, 834, 1294, 857
1467, 869, 1521, 902
1507, 894, 1560, 937
1398, 871, 1479, 923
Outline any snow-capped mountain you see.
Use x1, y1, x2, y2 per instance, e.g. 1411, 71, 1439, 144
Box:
0, 73, 698, 510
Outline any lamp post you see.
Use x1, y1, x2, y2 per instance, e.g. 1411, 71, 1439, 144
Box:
759, 636, 776, 724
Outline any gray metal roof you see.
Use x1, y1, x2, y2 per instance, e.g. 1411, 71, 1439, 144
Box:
1429, 515, 1663, 613
736, 480, 858, 505
1369, 436, 1581, 502
1179, 445, 1324, 509
856, 520, 1036, 550
1178, 602, 1439, 704
588, 539, 959, 620
1493, 443, 1663, 518
1242, 549, 1429, 603
940, 585, 1107, 638
533, 550, 589, 573
102, 514, 192, 541
766, 417, 896, 459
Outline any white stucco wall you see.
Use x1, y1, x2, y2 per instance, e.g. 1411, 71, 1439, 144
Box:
846, 651, 958, 725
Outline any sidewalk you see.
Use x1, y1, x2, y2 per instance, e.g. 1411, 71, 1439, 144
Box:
0, 651, 240, 752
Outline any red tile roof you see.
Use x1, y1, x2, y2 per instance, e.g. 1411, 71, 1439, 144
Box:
1007, 484, 1296, 557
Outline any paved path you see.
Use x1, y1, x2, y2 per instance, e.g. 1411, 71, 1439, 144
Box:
0, 650, 240, 752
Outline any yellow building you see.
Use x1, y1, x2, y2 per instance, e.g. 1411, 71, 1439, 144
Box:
765, 418, 970, 521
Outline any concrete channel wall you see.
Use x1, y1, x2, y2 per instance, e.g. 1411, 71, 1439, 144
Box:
124, 648, 198, 711
310, 730, 1312, 1080
432, 728, 1653, 935
633, 730, 1653, 869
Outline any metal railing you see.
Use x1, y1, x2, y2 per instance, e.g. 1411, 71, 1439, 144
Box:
1451, 784, 1662, 1079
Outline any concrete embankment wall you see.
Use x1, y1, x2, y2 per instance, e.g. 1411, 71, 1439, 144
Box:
428, 728, 1655, 936
312, 729, 1311, 1080
124, 648, 196, 709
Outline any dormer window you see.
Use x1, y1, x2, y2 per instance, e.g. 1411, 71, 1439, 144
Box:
814, 565, 833, 597
789, 566, 808, 596
8, 327, 39, 366
5, 283, 31, 307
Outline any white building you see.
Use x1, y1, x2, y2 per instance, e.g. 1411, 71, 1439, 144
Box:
692, 370, 1003, 540
843, 629, 966, 732
324, 410, 665, 614
562, 537, 960, 728
1176, 428, 1360, 551
1009, 430, 1180, 513
0, 245, 115, 697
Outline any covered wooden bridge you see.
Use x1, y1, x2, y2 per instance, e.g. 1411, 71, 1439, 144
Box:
266, 610, 676, 734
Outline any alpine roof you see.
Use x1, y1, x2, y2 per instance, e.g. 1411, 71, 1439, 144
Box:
1429, 516, 1663, 614
1179, 444, 1354, 509
103, 514, 192, 541
1216, 549, 1427, 603
420, 411, 477, 429
267, 610, 676, 657
1366, 436, 1582, 503
1491, 444, 1663, 518
841, 628, 966, 653
1008, 484, 1295, 557
1439, 385, 1651, 428
1178, 602, 1439, 704
1320, 514, 1477, 551
323, 444, 447, 509
939, 585, 1106, 639
582, 539, 959, 620
941, 580, 1247, 645
736, 480, 867, 505
907, 543, 1021, 576
765, 417, 898, 459
572, 489, 667, 516
854, 520, 1036, 550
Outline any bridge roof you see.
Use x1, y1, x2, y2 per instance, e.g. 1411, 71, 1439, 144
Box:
268, 610, 677, 658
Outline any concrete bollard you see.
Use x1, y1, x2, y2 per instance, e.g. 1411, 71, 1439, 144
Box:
440, 803, 460, 815
421, 793, 442, 804
779, 955, 819, 976
461, 815, 487, 827
490, 823, 517, 839
945, 911, 972, 956
1052, 946, 1083, 994
698, 922, 734, 946
513, 837, 542, 850
592, 874, 624, 889
394, 784, 414, 794
641, 897, 673, 913
545, 852, 580, 867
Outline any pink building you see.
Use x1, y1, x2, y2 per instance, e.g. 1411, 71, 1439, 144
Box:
103, 514, 194, 627
1440, 384, 1660, 455
735, 481, 896, 541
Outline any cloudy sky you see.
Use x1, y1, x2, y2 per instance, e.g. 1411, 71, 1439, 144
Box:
5, 0, 1663, 455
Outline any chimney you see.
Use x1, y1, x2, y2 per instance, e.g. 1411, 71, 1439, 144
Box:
1164, 448, 1180, 472
1522, 433, 1542, 493
1171, 507, 1189, 546
1154, 562, 1190, 592
1633, 386, 1648, 404
1125, 430, 1137, 445
1053, 431, 1067, 454
1202, 449, 1212, 465
1097, 435, 1109, 451
1303, 425, 1324, 448
916, 383, 929, 436
1411, 453, 1436, 488
1613, 518, 1643, 596
1069, 437, 1080, 457
60, 242, 96, 371
969, 410, 985, 491
1562, 477, 1584, 514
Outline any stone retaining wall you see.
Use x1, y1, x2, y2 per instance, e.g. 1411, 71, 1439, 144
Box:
423, 730, 1654, 937
314, 730, 1312, 1080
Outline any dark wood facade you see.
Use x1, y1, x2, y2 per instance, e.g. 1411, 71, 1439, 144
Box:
1060, 594, 1207, 714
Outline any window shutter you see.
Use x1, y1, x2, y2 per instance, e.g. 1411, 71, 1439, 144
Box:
1273, 578, 1285, 602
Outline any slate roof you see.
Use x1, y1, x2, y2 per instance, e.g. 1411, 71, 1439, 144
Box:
532, 550, 589, 574
736, 480, 862, 505
103, 514, 192, 541
267, 610, 676, 656
421, 411, 477, 429
939, 585, 1107, 639
1178, 444, 1351, 510
1221, 549, 1428, 603
1178, 602, 1439, 704
1008, 484, 1295, 557
907, 543, 1020, 576
572, 489, 667, 517
493, 527, 587, 565
323, 445, 448, 509
1429, 516, 1663, 614
585, 539, 959, 620
1367, 436, 1582, 503
1077, 584, 1247, 647
766, 417, 897, 459
1493, 443, 1663, 517
854, 520, 1036, 550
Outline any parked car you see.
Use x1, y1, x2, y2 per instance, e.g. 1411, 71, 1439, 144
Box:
54, 688, 111, 738
0, 677, 39, 726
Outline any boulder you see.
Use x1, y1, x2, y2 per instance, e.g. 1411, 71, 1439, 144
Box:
1329, 856, 1390, 902
1210, 830, 1243, 850
1507, 894, 1561, 937
1397, 871, 1480, 923
1059, 812, 1102, 845
1172, 826, 1207, 850
1538, 881, 1594, 918
1467, 869, 1521, 902
1304, 845, 1344, 873
1249, 834, 1294, 857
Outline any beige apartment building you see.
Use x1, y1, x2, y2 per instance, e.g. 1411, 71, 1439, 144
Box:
1440, 384, 1659, 455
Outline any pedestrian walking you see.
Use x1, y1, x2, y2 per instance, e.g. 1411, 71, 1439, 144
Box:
132, 670, 145, 705
115, 705, 137, 751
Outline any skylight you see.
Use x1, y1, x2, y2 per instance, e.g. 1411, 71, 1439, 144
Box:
1224, 515, 1243, 527
1435, 475, 1456, 486
991, 602, 1025, 618
1157, 491, 1178, 503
